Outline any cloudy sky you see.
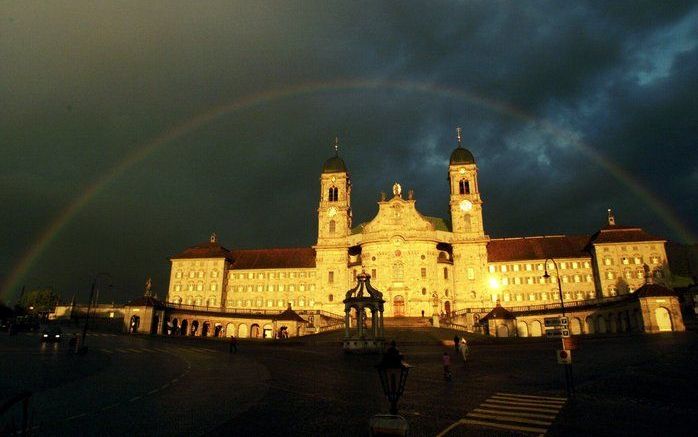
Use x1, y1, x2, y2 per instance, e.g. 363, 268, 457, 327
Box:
1, 1, 696, 304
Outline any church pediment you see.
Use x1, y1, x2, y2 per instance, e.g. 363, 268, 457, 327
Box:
361, 188, 437, 237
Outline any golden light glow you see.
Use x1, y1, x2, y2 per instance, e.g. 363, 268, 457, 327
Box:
488, 277, 500, 289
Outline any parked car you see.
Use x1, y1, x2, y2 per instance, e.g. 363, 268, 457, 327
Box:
40, 327, 63, 342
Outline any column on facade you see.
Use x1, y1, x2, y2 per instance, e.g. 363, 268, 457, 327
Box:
371, 307, 378, 337
344, 309, 350, 338
357, 304, 364, 337
379, 309, 384, 337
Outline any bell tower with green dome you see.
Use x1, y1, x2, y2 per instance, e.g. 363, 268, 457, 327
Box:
448, 127, 485, 239
315, 138, 352, 311
447, 128, 490, 312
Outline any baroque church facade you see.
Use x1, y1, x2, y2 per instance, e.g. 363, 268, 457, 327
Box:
165, 130, 672, 324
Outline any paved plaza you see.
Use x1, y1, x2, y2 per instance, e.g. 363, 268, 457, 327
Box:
1, 327, 697, 436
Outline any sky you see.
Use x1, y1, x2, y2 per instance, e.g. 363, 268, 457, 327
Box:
1, 1, 697, 304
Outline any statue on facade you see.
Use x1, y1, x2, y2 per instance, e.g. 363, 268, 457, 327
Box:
144, 277, 152, 297
392, 182, 402, 198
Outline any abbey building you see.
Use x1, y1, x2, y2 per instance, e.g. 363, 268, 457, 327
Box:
164, 131, 674, 326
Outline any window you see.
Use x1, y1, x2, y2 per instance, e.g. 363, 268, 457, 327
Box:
422, 288, 427, 295
525, 264, 532, 271
459, 179, 470, 194
604, 257, 612, 266
421, 267, 427, 278
189, 271, 195, 278
574, 275, 581, 283
443, 268, 449, 279
467, 268, 475, 280
267, 300, 273, 307
328, 294, 334, 302
636, 270, 644, 279
175, 271, 182, 278
562, 275, 569, 283
198, 271, 204, 278
560, 262, 567, 269
584, 261, 590, 268
529, 294, 536, 301
210, 284, 217, 291
329, 220, 336, 234
501, 265, 508, 273
489, 265, 496, 273
606, 271, 615, 280
175, 285, 181, 292
211, 271, 218, 278
513, 264, 520, 272
622, 257, 629, 265
502, 278, 509, 285
197, 282, 203, 291
444, 289, 449, 297
371, 269, 377, 279
393, 262, 404, 282
328, 271, 334, 283
328, 186, 339, 202
633, 256, 642, 265
257, 285, 263, 292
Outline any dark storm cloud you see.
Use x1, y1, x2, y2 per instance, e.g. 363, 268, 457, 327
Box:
1, 1, 696, 303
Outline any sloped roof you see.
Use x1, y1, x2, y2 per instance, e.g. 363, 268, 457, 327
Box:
272, 307, 307, 322
487, 235, 590, 262
125, 296, 165, 308
481, 303, 515, 321
589, 225, 664, 245
634, 283, 677, 298
425, 216, 451, 232
230, 248, 316, 269
170, 241, 235, 261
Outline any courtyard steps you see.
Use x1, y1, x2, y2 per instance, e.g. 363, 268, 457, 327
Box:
382, 317, 434, 328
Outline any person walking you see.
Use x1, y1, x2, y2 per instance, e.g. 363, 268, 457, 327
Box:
453, 335, 460, 353
442, 352, 452, 380
459, 338, 470, 362
229, 335, 238, 354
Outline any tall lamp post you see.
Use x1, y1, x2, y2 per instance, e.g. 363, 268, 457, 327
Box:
80, 272, 112, 354
543, 258, 574, 398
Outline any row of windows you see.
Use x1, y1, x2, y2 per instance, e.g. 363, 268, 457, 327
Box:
175, 270, 220, 279
602, 245, 657, 252
499, 290, 596, 303
488, 260, 591, 274
173, 283, 218, 293
497, 274, 593, 286
602, 255, 662, 266
171, 296, 217, 306
228, 284, 316, 293
227, 297, 316, 308
231, 271, 314, 280
605, 269, 663, 281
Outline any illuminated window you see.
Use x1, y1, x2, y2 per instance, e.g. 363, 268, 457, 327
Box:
622, 257, 629, 265
175, 285, 181, 292
574, 275, 581, 283
513, 264, 520, 272
636, 270, 644, 279
329, 220, 336, 234
393, 262, 404, 281
572, 262, 578, 269
501, 265, 508, 273
467, 268, 475, 280
372, 269, 377, 279
210, 284, 217, 291
606, 271, 615, 280
560, 262, 567, 269
175, 271, 182, 278
604, 257, 612, 266
489, 265, 496, 273
633, 256, 642, 265
197, 282, 203, 291
525, 264, 532, 271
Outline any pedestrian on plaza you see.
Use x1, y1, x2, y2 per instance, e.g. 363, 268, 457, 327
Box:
459, 338, 470, 362
453, 335, 460, 352
229, 335, 238, 354
442, 352, 452, 380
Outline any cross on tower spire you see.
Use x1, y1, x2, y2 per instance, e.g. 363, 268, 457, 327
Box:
456, 127, 463, 148
607, 208, 616, 226
333, 136, 339, 155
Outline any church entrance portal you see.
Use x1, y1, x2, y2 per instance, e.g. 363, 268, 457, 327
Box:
393, 295, 405, 317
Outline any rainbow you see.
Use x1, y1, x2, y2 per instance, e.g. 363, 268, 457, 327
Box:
1, 79, 694, 302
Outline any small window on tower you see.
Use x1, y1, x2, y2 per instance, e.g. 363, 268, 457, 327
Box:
328, 186, 339, 202
459, 179, 470, 195
329, 220, 336, 234
328, 271, 334, 283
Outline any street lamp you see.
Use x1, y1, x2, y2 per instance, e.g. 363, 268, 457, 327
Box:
543, 258, 566, 316
542, 258, 574, 398
375, 354, 411, 415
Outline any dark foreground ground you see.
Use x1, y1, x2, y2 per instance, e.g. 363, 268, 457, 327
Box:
1, 327, 696, 436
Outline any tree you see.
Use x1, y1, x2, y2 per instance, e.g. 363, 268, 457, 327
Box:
18, 288, 59, 312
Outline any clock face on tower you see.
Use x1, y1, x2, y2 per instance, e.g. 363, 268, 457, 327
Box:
459, 199, 473, 212
327, 206, 337, 217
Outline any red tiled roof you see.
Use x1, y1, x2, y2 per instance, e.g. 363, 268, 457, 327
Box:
170, 241, 235, 261
589, 226, 664, 245
487, 235, 590, 262
230, 248, 316, 269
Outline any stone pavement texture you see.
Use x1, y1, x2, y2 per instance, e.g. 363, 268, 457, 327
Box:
2, 327, 697, 436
